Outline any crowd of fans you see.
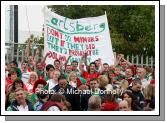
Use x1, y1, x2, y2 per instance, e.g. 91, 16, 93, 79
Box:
5, 53, 155, 111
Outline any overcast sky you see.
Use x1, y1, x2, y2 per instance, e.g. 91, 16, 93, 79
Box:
18, 5, 44, 32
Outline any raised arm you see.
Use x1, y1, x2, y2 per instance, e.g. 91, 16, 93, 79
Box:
114, 54, 122, 67
98, 58, 104, 73
41, 52, 50, 65
79, 55, 85, 75
84, 53, 89, 71
64, 55, 72, 67
24, 40, 31, 61
121, 57, 133, 66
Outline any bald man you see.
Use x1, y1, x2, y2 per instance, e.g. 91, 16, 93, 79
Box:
119, 100, 130, 111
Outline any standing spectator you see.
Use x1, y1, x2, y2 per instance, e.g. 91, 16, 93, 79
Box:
68, 71, 82, 88
79, 61, 100, 85
101, 63, 110, 75
98, 75, 112, 91
125, 68, 134, 85
45, 70, 61, 91
144, 66, 153, 82
101, 94, 119, 111
31, 79, 47, 105
62, 101, 72, 111
21, 61, 30, 85
71, 60, 80, 75
9, 61, 22, 79
64, 65, 72, 78
7, 78, 28, 104
36, 60, 45, 79
52, 75, 80, 111
54, 59, 62, 71
136, 67, 150, 88
7, 88, 34, 111
6, 69, 18, 94
45, 64, 55, 81
81, 78, 100, 111
115, 54, 134, 76
5, 78, 28, 110
21, 61, 28, 73
27, 56, 36, 72
121, 90, 141, 111
41, 93, 65, 111
88, 95, 102, 111
26, 72, 38, 93
119, 100, 130, 111
143, 84, 155, 110
120, 79, 129, 91
127, 78, 145, 110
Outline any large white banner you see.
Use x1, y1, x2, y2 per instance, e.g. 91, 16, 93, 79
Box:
44, 8, 115, 65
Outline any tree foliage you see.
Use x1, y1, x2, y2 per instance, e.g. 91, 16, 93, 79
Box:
48, 5, 155, 56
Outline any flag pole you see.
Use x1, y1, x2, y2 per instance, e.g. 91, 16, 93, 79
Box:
105, 11, 107, 15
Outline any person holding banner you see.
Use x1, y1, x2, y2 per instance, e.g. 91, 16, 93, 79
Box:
79, 54, 100, 86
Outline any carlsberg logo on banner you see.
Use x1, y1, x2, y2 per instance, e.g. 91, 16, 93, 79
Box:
44, 7, 115, 65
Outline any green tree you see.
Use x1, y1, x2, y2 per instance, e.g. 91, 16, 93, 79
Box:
48, 5, 155, 56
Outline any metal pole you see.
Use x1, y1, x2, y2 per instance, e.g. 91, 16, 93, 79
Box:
141, 54, 143, 67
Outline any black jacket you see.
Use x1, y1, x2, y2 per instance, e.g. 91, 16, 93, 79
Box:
127, 86, 145, 110
9, 99, 34, 111
52, 84, 80, 111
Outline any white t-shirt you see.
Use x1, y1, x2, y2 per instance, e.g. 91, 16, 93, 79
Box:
69, 81, 77, 88
21, 72, 30, 85
105, 84, 113, 91
141, 79, 150, 88
17, 105, 29, 111
47, 79, 58, 90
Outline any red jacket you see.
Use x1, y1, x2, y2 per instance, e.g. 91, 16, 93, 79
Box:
41, 100, 62, 111
101, 102, 119, 111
